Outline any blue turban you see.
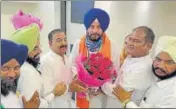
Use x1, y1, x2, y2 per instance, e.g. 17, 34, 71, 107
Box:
84, 8, 110, 32
1, 39, 28, 66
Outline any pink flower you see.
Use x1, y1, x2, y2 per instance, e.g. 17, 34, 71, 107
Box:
82, 57, 88, 62
75, 53, 118, 88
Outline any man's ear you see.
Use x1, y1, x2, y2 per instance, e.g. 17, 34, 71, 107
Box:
49, 40, 52, 48
146, 42, 153, 50
101, 32, 105, 36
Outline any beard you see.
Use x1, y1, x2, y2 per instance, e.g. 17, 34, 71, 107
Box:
152, 65, 176, 80
1, 76, 19, 96
27, 54, 40, 68
87, 33, 102, 42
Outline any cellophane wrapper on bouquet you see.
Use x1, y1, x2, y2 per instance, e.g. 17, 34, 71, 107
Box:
75, 53, 117, 98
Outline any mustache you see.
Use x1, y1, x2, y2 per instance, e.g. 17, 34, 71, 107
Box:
60, 45, 67, 48
89, 33, 101, 38
88, 33, 101, 41
154, 67, 167, 75
90, 33, 100, 36
1, 76, 19, 96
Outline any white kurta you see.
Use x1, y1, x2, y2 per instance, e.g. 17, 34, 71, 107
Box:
69, 39, 120, 108
38, 50, 74, 108
17, 62, 52, 108
126, 76, 176, 108
102, 54, 155, 108
1, 92, 23, 108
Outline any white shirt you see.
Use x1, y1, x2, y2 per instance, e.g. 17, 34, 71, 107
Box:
39, 50, 73, 108
69, 39, 120, 108
17, 62, 52, 108
102, 54, 155, 108
126, 76, 176, 108
1, 92, 22, 108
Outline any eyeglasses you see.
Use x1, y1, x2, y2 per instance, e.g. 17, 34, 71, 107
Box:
1, 66, 20, 72
55, 38, 67, 43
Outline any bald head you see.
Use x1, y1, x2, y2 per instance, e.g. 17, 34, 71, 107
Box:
133, 26, 155, 44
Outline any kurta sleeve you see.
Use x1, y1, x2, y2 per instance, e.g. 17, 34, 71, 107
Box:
38, 60, 55, 105
155, 95, 176, 108
18, 72, 36, 101
18, 68, 51, 108
120, 68, 151, 91
121, 67, 153, 105
126, 95, 176, 108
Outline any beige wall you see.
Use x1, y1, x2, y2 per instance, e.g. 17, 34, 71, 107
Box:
1, 1, 176, 57
1, 1, 61, 54
66, 1, 176, 57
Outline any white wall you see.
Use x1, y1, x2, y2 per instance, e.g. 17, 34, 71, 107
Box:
66, 1, 176, 57
107, 1, 176, 57
2, 1, 176, 56
66, 1, 113, 46
66, 1, 86, 46
1, 1, 61, 54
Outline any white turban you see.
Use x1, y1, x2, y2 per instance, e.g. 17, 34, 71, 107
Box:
155, 36, 176, 62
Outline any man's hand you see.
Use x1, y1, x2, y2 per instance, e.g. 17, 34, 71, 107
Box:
69, 79, 87, 93
22, 91, 40, 108
73, 74, 77, 80
112, 85, 133, 103
88, 87, 104, 97
53, 82, 67, 96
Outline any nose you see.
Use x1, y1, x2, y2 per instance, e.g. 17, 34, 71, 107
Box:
127, 42, 133, 49
92, 27, 99, 34
37, 47, 42, 54
157, 61, 165, 69
61, 39, 67, 45
8, 70, 16, 78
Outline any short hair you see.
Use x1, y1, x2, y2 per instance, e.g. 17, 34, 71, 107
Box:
48, 29, 65, 41
133, 26, 155, 44
125, 33, 131, 40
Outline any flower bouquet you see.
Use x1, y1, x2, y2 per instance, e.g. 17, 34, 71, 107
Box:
75, 53, 117, 98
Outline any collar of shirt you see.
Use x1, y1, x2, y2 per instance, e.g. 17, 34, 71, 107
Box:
49, 50, 68, 65
126, 54, 151, 62
121, 54, 151, 69
50, 50, 65, 60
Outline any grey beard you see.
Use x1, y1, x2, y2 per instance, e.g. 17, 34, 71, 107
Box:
1, 76, 19, 96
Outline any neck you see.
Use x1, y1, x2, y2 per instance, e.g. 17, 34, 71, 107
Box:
53, 51, 65, 64
52, 49, 65, 58
59, 54, 65, 64
131, 52, 149, 58
26, 57, 39, 68
57, 53, 65, 58
26, 57, 41, 75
